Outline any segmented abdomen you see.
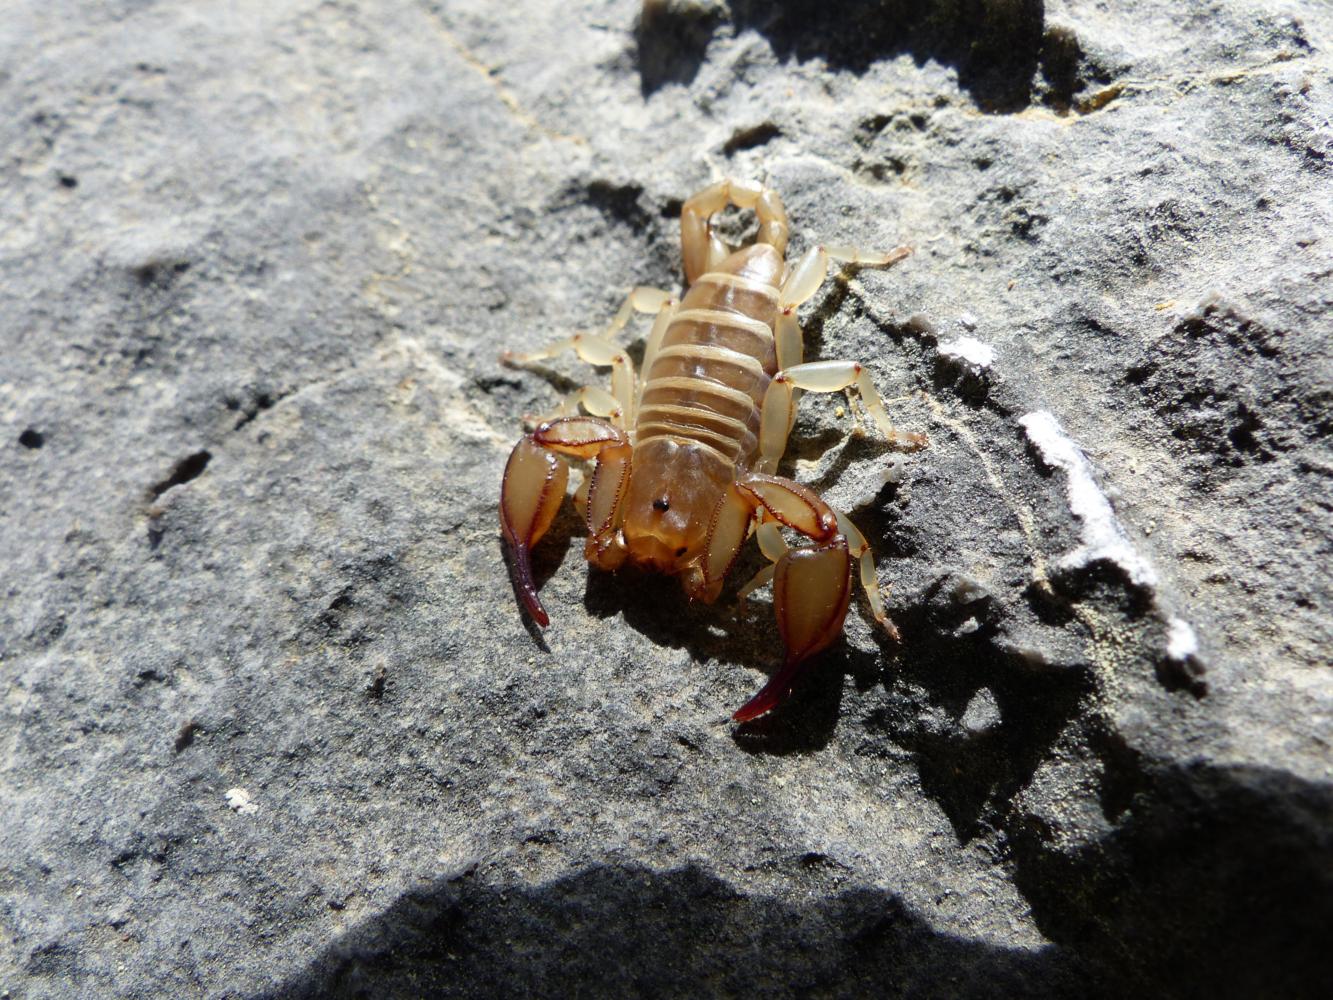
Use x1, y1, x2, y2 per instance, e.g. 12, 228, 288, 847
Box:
636, 262, 781, 469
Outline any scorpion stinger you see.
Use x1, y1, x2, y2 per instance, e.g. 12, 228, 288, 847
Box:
500, 178, 926, 721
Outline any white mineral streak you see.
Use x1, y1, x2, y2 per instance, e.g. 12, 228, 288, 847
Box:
938, 336, 995, 370
1019, 410, 1158, 588
1166, 617, 1199, 661
838, 457, 907, 509
225, 787, 259, 815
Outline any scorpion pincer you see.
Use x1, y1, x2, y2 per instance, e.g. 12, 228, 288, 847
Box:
500, 178, 926, 721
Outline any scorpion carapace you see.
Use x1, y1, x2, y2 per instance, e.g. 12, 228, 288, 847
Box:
501, 178, 926, 722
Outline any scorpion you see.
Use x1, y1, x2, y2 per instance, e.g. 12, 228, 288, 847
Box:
500, 179, 926, 722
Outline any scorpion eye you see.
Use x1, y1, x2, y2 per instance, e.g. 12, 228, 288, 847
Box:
653, 497, 671, 512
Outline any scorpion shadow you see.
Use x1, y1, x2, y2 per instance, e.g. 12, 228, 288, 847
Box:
865, 591, 1092, 843
845, 482, 1097, 844
582, 558, 879, 754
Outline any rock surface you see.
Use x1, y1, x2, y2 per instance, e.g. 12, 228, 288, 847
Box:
2, 1, 1330, 997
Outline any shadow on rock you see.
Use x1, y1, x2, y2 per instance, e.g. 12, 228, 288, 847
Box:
281, 772, 1333, 996
636, 0, 1053, 112
636, 0, 726, 94
273, 863, 1097, 999
582, 561, 862, 751
1009, 761, 1333, 1000
862, 578, 1094, 842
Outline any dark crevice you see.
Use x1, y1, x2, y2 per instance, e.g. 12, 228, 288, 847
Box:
1154, 650, 1208, 699
149, 450, 211, 499
728, 0, 1046, 113
133, 259, 191, 287
227, 387, 285, 430
146, 513, 166, 551
581, 180, 656, 234
19, 428, 45, 449
472, 374, 523, 394
635, 0, 726, 95
318, 590, 355, 634
174, 720, 201, 753
1046, 559, 1157, 614
722, 121, 781, 156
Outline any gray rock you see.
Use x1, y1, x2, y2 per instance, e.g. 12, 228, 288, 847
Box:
2, 1, 1330, 998
960, 687, 1001, 736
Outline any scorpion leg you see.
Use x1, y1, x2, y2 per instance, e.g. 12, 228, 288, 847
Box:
756, 361, 927, 474
834, 508, 900, 642
734, 519, 788, 606
505, 288, 667, 428
503, 333, 637, 428
633, 296, 678, 416
500, 416, 629, 626
770, 240, 923, 454
779, 243, 912, 310
775, 306, 803, 370
731, 473, 855, 722
548, 385, 622, 422
602, 285, 672, 340
742, 308, 807, 474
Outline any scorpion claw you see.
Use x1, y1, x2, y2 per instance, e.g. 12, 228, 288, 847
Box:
732, 656, 807, 723
733, 537, 852, 723
500, 437, 569, 627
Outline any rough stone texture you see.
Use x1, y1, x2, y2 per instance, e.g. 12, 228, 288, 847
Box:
2, 1, 1330, 997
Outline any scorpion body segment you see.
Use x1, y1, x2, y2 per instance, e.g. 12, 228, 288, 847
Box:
501, 179, 926, 721
624, 242, 782, 578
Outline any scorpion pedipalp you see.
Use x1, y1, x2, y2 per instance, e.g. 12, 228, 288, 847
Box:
500, 417, 629, 626
732, 534, 854, 723
499, 437, 569, 627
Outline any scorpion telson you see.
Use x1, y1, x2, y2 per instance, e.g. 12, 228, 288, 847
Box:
501, 178, 926, 722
